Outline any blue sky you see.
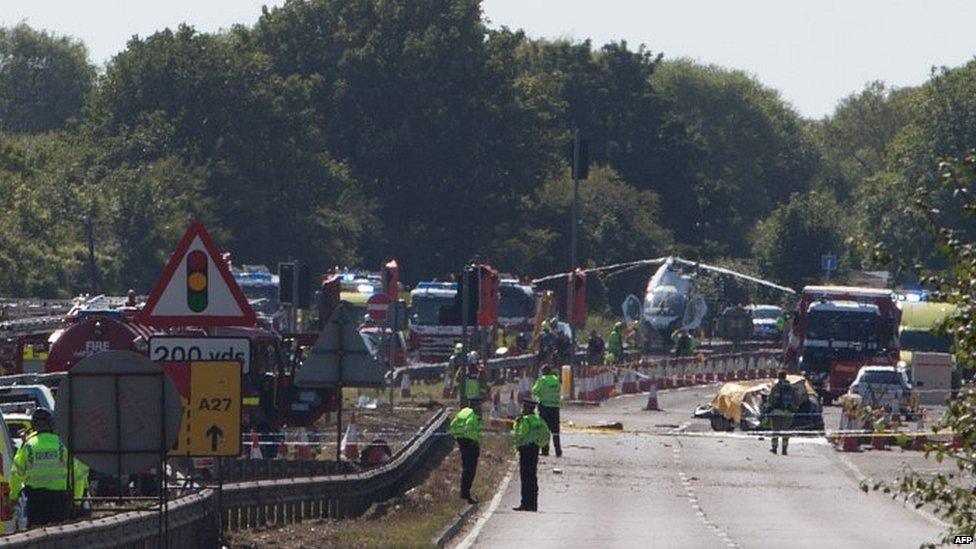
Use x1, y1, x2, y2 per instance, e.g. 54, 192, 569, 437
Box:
4, 0, 975, 118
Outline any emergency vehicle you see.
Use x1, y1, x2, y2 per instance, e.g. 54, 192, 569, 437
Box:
408, 282, 461, 362
41, 307, 335, 428
785, 285, 900, 403
498, 279, 536, 333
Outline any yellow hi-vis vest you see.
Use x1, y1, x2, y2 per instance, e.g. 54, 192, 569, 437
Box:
513, 413, 550, 449
11, 432, 69, 500
532, 374, 561, 408
450, 408, 483, 443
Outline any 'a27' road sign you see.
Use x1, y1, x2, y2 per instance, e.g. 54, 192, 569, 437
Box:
163, 361, 242, 457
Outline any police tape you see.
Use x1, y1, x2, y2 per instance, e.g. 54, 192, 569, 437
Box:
236, 426, 963, 444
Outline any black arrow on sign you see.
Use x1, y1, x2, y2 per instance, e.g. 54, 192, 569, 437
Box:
206, 424, 224, 452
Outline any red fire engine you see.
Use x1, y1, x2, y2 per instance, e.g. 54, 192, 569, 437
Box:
785, 285, 900, 402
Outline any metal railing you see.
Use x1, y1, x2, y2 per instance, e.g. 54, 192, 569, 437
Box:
0, 489, 218, 549
0, 408, 450, 547
222, 407, 449, 530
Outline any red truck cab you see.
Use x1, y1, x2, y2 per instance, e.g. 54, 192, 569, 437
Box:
786, 286, 900, 403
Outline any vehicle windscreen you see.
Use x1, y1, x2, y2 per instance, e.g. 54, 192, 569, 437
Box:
751, 308, 781, 320
803, 310, 882, 363
900, 329, 953, 353
807, 310, 879, 344
410, 295, 456, 326
499, 286, 535, 319
242, 285, 280, 316
859, 370, 903, 384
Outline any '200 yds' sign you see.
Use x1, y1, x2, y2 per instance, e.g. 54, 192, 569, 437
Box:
149, 336, 251, 373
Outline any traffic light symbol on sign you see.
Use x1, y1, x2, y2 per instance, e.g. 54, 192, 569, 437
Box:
187, 250, 208, 313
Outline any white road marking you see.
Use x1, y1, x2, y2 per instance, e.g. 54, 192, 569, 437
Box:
454, 462, 516, 549
672, 444, 739, 548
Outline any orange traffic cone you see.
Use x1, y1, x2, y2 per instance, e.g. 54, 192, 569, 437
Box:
644, 380, 661, 411
249, 430, 263, 459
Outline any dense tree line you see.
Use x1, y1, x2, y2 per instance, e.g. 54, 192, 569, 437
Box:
0, 1, 974, 296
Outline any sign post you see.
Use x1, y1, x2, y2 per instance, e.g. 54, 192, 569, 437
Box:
162, 361, 243, 457
821, 252, 838, 282
55, 351, 182, 546
296, 301, 384, 470
150, 336, 251, 373
366, 293, 391, 322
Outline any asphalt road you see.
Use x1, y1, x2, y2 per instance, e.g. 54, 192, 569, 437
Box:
455, 385, 950, 549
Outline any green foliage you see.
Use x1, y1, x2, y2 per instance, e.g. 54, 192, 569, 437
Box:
811, 81, 915, 198
88, 24, 372, 278
751, 191, 846, 289
495, 165, 672, 275
10, 3, 976, 299
0, 24, 95, 133
845, 62, 976, 274
251, 1, 563, 277
650, 60, 819, 256
869, 153, 976, 546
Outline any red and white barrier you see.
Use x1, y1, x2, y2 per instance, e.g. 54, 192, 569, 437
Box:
400, 372, 411, 398
296, 426, 312, 460
518, 376, 531, 402
341, 415, 360, 461
249, 430, 263, 460
622, 370, 638, 394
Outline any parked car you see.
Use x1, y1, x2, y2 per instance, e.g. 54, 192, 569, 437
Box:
848, 365, 914, 418
0, 385, 55, 412
2, 409, 32, 450
694, 375, 824, 432
0, 411, 18, 534
746, 305, 784, 340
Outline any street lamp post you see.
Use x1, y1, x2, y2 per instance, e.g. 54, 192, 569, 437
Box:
569, 128, 581, 398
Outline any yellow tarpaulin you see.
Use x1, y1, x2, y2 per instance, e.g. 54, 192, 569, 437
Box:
710, 375, 815, 424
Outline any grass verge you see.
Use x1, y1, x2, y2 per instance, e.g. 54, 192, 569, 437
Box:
227, 424, 513, 548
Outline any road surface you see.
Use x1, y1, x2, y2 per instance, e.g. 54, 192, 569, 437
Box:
456, 385, 948, 549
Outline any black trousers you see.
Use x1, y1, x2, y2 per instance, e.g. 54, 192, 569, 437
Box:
518, 443, 539, 510
457, 438, 480, 499
537, 405, 561, 456
25, 488, 70, 527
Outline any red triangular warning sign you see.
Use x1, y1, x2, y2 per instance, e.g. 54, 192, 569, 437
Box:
139, 223, 257, 328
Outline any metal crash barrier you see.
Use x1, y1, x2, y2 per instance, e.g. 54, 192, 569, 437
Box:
0, 409, 449, 547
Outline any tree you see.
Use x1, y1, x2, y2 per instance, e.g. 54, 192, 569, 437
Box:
88, 25, 372, 278
866, 152, 976, 546
0, 24, 95, 133
651, 60, 820, 257
496, 165, 672, 275
250, 0, 562, 277
751, 191, 846, 289
848, 60, 976, 273
811, 81, 916, 198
